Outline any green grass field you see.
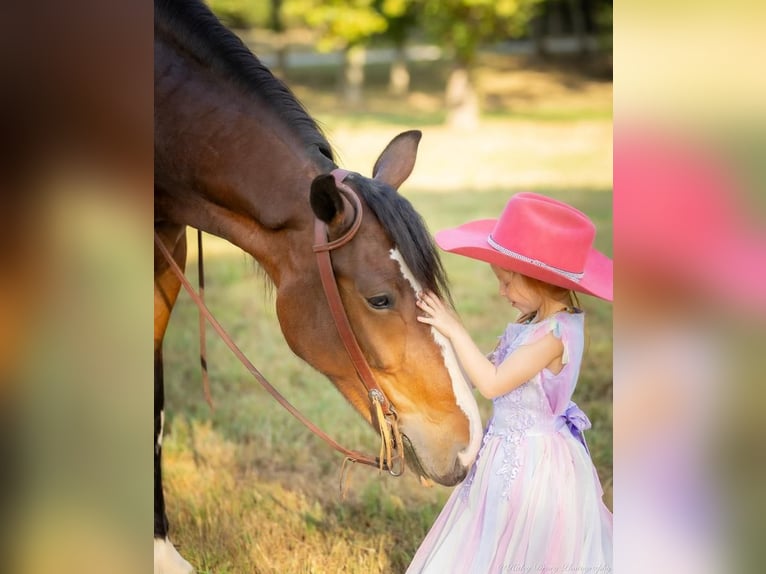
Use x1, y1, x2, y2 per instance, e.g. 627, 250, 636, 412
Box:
161, 50, 612, 574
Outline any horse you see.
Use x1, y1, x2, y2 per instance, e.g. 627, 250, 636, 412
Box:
154, 1, 482, 571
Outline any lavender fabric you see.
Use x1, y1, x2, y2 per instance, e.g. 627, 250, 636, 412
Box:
556, 400, 592, 455
407, 311, 613, 573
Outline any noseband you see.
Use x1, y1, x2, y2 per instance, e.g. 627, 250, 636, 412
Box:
312, 169, 405, 476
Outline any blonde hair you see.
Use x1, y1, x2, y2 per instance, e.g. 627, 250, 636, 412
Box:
515, 274, 582, 324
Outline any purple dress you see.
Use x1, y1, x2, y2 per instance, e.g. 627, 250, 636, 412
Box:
407, 311, 613, 573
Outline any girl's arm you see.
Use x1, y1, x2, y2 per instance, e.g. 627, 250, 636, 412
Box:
417, 291, 563, 399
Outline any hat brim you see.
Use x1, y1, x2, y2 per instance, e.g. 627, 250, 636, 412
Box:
436, 219, 613, 302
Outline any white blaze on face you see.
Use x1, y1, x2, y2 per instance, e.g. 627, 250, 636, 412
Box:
389, 248, 482, 467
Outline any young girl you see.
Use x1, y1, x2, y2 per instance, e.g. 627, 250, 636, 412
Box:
407, 192, 613, 573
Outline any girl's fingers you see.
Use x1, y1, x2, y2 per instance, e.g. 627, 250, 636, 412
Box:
416, 300, 430, 313
422, 292, 439, 308
419, 291, 444, 310
417, 291, 449, 321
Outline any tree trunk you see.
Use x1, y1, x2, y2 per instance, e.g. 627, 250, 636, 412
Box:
269, 0, 288, 78
531, 12, 549, 59
445, 61, 479, 130
340, 44, 366, 108
566, 0, 590, 58
388, 43, 410, 97
272, 35, 289, 79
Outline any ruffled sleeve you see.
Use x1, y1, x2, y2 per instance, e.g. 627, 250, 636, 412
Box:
520, 316, 568, 365
528, 312, 585, 416
488, 323, 526, 367
520, 314, 582, 416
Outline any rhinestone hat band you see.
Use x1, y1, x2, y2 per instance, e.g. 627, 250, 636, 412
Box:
487, 235, 585, 283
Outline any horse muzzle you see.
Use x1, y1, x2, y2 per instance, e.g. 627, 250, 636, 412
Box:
402, 434, 470, 487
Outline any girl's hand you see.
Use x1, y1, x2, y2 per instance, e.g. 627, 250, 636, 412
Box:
416, 291, 464, 340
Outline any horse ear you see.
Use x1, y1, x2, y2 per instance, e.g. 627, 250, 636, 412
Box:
310, 174, 345, 225
372, 130, 422, 190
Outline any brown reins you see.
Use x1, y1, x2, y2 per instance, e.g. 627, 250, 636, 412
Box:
153, 168, 405, 478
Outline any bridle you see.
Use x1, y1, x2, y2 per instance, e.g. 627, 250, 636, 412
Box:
153, 168, 405, 480
313, 169, 404, 475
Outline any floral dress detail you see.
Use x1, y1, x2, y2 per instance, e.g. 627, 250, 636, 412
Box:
407, 311, 613, 574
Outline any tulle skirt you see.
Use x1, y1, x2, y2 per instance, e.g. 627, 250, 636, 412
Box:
406, 430, 613, 574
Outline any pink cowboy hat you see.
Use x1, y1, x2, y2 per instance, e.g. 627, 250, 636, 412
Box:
435, 193, 613, 301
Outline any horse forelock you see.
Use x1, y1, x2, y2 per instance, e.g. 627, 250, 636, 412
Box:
155, 0, 334, 163
348, 175, 452, 304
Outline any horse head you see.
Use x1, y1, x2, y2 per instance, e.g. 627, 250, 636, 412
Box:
275, 131, 482, 485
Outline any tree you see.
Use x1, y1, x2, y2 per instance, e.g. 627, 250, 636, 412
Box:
420, 0, 544, 129
207, 0, 269, 29
284, 0, 388, 107
374, 0, 420, 96
269, 0, 289, 77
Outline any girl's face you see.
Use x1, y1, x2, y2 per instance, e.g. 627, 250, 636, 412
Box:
491, 265, 542, 316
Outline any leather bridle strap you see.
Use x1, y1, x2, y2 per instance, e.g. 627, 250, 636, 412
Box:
197, 229, 213, 410
312, 169, 404, 475
312, 171, 394, 417
154, 231, 385, 471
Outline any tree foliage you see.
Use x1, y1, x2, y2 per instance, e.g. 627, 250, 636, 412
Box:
206, 0, 270, 29
420, 0, 545, 64
374, 0, 419, 47
283, 0, 388, 50
206, 0, 545, 62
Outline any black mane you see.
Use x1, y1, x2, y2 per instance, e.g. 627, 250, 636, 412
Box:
155, 0, 334, 162
347, 174, 452, 303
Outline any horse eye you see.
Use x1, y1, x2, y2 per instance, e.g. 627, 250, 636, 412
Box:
367, 294, 393, 310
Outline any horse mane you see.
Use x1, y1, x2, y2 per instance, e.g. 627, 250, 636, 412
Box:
156, 1, 448, 301
349, 175, 452, 303
155, 0, 334, 163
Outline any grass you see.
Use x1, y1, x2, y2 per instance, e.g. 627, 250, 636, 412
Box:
160, 49, 612, 573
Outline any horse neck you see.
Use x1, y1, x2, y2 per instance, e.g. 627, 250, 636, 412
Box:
155, 38, 334, 283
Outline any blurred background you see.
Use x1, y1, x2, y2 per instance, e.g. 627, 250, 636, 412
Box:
2, 0, 765, 573
614, 3, 766, 573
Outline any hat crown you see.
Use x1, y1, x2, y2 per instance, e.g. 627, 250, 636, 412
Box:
490, 193, 595, 274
